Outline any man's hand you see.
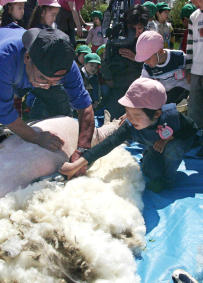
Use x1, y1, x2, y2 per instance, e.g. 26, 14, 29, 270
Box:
119, 48, 136, 61
7, 117, 64, 152
153, 137, 174, 153
76, 25, 83, 38
36, 131, 64, 152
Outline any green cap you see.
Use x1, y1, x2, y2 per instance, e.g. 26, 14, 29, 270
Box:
96, 44, 106, 56
181, 3, 196, 19
91, 10, 103, 21
143, 1, 157, 18
76, 45, 92, 54
156, 2, 171, 11
84, 53, 101, 64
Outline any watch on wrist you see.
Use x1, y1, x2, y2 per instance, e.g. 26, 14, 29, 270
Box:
77, 147, 88, 153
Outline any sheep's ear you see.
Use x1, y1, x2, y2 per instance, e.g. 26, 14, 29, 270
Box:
104, 110, 111, 124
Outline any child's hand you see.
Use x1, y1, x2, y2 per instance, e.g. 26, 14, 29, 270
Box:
118, 113, 127, 126
59, 162, 79, 180
59, 157, 88, 180
153, 137, 174, 153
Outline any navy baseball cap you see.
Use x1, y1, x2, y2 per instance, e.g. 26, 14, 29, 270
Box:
22, 28, 75, 77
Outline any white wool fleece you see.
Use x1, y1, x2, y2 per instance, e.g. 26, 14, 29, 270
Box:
0, 146, 145, 282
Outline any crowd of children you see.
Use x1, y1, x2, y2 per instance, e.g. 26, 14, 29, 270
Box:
0, 0, 203, 171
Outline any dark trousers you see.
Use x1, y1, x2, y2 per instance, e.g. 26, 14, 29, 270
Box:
142, 136, 195, 185
56, 8, 76, 47
29, 85, 73, 120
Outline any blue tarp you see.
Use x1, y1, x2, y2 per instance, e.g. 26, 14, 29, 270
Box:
125, 143, 203, 283
94, 115, 203, 282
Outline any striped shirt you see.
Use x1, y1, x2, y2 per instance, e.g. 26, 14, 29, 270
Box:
141, 49, 190, 91
186, 9, 203, 75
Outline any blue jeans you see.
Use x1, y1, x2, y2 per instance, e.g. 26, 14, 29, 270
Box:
141, 136, 195, 185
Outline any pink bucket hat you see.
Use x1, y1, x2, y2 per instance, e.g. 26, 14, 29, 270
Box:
0, 0, 26, 6
135, 31, 164, 62
38, 0, 60, 7
118, 78, 167, 110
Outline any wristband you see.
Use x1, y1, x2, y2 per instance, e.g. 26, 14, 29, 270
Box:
76, 147, 88, 153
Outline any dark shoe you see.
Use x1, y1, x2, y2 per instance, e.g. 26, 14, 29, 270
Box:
172, 269, 198, 283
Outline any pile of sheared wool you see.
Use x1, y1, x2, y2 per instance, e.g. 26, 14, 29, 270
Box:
0, 145, 146, 283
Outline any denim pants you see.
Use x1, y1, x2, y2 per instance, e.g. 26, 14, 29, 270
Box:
141, 136, 195, 185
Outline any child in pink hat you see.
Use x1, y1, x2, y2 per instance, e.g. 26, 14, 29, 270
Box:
25, 0, 61, 117
28, 0, 60, 28
0, 0, 27, 26
135, 30, 190, 105
59, 77, 198, 193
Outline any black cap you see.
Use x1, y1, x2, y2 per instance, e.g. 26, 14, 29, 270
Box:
22, 28, 75, 77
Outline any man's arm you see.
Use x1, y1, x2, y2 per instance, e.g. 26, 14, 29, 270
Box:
78, 10, 86, 27
77, 104, 95, 149
7, 117, 64, 151
70, 104, 94, 160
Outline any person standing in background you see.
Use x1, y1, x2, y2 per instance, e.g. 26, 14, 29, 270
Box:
155, 2, 175, 49
56, 0, 88, 47
86, 10, 107, 53
186, 0, 203, 157
180, 3, 196, 53
75, 44, 92, 70
142, 1, 158, 31
28, 0, 60, 28
0, 0, 26, 26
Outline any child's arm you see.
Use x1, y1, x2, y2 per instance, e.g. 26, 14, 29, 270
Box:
59, 121, 132, 178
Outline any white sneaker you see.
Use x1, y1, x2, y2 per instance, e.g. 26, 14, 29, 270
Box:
172, 269, 198, 283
